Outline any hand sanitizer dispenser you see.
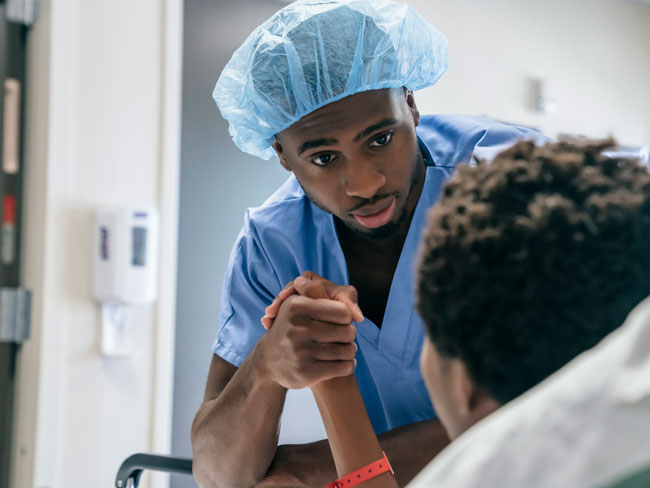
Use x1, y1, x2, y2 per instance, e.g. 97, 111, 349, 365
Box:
92, 205, 159, 356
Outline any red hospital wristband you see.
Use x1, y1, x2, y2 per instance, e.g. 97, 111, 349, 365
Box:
326, 452, 394, 488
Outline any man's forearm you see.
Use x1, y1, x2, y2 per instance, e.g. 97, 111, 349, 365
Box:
191, 355, 288, 488
260, 418, 449, 487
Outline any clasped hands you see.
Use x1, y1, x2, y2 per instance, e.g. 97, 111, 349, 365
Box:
253, 272, 363, 390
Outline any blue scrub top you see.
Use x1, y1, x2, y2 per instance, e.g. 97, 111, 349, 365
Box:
213, 114, 548, 434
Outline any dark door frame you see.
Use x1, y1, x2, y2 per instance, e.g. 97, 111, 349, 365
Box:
0, 3, 28, 488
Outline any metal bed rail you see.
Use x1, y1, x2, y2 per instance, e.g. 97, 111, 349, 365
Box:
115, 453, 192, 488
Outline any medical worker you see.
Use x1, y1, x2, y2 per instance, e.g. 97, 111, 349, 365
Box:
191, 1, 547, 486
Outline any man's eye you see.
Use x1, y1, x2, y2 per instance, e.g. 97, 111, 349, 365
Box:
311, 153, 335, 166
370, 132, 393, 147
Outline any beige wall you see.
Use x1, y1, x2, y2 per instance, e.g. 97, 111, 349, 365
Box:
410, 0, 650, 147
12, 0, 181, 487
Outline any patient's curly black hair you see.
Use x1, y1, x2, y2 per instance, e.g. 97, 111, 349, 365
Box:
416, 139, 650, 404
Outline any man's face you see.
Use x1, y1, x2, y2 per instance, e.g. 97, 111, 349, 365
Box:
273, 88, 424, 240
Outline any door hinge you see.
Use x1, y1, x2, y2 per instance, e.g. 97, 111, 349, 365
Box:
6, 0, 40, 26
0, 287, 31, 343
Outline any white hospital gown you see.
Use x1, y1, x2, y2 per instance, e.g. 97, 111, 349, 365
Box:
408, 295, 650, 488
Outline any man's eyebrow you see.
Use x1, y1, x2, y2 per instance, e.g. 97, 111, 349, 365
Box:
297, 138, 339, 156
295, 118, 398, 155
353, 118, 399, 142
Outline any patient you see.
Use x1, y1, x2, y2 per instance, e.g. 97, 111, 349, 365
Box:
415, 138, 650, 441
303, 139, 650, 487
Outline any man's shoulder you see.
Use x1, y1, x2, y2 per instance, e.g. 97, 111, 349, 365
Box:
242, 175, 321, 241
230, 175, 335, 288
418, 114, 550, 167
247, 175, 306, 220
418, 114, 542, 139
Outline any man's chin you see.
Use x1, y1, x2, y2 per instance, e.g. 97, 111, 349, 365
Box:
347, 209, 408, 241
354, 221, 401, 240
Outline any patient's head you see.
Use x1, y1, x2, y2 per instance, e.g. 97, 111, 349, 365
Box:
416, 139, 650, 439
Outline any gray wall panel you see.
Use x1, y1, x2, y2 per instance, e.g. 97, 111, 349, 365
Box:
172, 1, 295, 487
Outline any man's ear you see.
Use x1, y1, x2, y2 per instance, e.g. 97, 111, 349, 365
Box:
272, 139, 291, 172
405, 90, 420, 128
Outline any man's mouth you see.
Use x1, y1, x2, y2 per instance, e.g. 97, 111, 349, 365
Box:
352, 197, 397, 229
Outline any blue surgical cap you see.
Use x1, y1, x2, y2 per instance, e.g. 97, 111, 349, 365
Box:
214, 0, 449, 160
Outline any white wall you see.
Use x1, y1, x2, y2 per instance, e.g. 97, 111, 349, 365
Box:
11, 1, 182, 487
409, 0, 650, 147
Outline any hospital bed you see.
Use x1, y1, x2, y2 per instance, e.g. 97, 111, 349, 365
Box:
115, 453, 191, 487
114, 453, 650, 488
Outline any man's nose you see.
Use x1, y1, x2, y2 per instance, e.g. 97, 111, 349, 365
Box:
343, 158, 386, 199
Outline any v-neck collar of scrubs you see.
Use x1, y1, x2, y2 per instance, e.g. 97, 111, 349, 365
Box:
329, 137, 437, 364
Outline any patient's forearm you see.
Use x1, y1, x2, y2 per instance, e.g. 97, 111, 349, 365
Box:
264, 417, 449, 487
312, 376, 399, 487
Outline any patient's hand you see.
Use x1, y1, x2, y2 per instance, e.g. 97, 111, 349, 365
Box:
261, 272, 363, 329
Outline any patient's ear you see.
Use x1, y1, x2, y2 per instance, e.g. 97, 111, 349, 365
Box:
453, 361, 501, 435
421, 338, 501, 439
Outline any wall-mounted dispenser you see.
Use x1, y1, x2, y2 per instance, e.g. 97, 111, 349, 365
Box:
92, 205, 159, 356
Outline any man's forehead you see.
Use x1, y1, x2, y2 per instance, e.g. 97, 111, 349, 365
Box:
280, 88, 405, 141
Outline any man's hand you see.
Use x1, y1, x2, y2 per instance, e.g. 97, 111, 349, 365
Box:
261, 271, 363, 328
251, 273, 363, 390
255, 442, 335, 488
192, 274, 366, 487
